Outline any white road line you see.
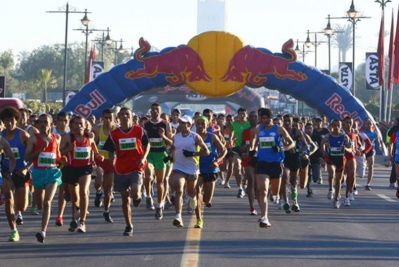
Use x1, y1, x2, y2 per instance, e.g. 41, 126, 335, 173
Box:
377, 194, 398, 203
180, 214, 201, 267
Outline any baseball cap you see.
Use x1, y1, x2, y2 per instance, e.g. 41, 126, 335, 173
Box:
196, 116, 209, 124
179, 115, 193, 125
172, 108, 181, 114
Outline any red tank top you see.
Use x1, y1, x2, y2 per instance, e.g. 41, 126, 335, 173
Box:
110, 126, 147, 174
68, 133, 93, 167
33, 133, 59, 169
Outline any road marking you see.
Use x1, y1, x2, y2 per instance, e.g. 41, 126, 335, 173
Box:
180, 214, 202, 267
377, 194, 398, 203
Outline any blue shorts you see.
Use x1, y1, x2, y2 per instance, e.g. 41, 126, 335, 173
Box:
32, 167, 62, 189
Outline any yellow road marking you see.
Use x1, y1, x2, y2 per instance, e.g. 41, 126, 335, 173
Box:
180, 214, 202, 267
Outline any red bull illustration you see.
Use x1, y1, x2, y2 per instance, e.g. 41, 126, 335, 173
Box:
125, 37, 211, 85
221, 39, 307, 86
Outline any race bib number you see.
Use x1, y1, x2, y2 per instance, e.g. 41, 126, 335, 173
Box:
205, 142, 212, 151
5, 147, 20, 160
224, 134, 229, 141
149, 138, 164, 148
330, 147, 343, 156
119, 138, 136, 150
98, 141, 105, 151
259, 137, 275, 148
74, 147, 91, 160
38, 152, 57, 167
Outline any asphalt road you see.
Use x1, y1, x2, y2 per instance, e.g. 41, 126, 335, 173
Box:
0, 163, 398, 267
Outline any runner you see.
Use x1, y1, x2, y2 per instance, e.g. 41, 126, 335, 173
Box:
166, 115, 210, 228
102, 107, 150, 236
194, 116, 226, 228
60, 115, 103, 233
144, 103, 173, 219
320, 119, 352, 208
92, 109, 117, 223
250, 108, 294, 227
0, 107, 30, 241
24, 113, 63, 243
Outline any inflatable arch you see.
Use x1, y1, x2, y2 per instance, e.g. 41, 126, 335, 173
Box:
62, 31, 375, 130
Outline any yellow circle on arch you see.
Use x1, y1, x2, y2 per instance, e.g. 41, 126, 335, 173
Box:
187, 31, 245, 97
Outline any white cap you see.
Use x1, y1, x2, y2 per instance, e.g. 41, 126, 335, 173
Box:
179, 115, 193, 125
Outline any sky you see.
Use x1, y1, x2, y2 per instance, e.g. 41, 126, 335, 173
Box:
1, 0, 397, 71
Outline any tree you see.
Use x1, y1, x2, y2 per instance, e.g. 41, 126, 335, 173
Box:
332, 24, 352, 62
38, 69, 56, 111
0, 50, 14, 74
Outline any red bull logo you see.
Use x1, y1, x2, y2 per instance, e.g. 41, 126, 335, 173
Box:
221, 39, 307, 86
325, 93, 362, 127
125, 38, 211, 85
75, 90, 106, 117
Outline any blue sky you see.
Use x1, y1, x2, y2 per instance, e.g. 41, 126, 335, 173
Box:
0, 0, 396, 71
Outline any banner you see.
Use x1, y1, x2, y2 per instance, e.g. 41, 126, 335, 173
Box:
85, 46, 96, 84
0, 76, 5, 98
85, 61, 104, 89
339, 62, 353, 91
365, 53, 380, 90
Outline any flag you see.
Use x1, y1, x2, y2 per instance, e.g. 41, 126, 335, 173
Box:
377, 11, 385, 87
85, 45, 96, 84
394, 6, 399, 83
388, 10, 395, 89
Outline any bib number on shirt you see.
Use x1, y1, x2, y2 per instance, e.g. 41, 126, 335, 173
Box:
119, 138, 137, 150
74, 147, 91, 160
149, 138, 164, 148
38, 152, 56, 167
259, 137, 275, 148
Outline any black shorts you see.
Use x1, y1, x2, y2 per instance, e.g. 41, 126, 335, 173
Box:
200, 173, 219, 183
365, 149, 375, 159
300, 157, 310, 169
62, 165, 93, 186
2, 170, 32, 188
284, 153, 301, 172
256, 161, 283, 179
325, 156, 346, 171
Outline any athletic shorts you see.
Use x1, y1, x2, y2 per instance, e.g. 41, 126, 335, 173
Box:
256, 161, 283, 179
147, 151, 169, 170
242, 156, 257, 168
114, 171, 143, 192
172, 170, 198, 182
300, 157, 310, 169
325, 155, 346, 171
62, 165, 93, 186
95, 158, 114, 175
284, 153, 301, 172
365, 149, 375, 159
200, 173, 218, 183
1, 170, 32, 188
31, 167, 62, 189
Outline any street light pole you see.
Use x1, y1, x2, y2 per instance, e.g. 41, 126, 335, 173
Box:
305, 30, 326, 68
325, 15, 334, 74
47, 3, 90, 107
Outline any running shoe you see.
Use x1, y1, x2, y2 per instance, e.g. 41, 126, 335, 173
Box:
333, 200, 341, 209
31, 207, 39, 215
111, 192, 115, 202
35, 232, 45, 243
189, 197, 197, 210
146, 197, 155, 210
250, 208, 257, 216
164, 201, 173, 209
9, 230, 20, 242
69, 220, 78, 232
15, 214, 23, 225
224, 183, 231, 189
55, 216, 63, 226
349, 192, 355, 201
103, 212, 113, 223
194, 219, 203, 229
365, 185, 372, 191
205, 203, 212, 208
327, 189, 334, 200
259, 216, 272, 228
317, 179, 323, 185
77, 222, 86, 233
219, 179, 226, 186
94, 191, 103, 207
344, 198, 351, 206
237, 188, 245, 198
283, 203, 291, 214
291, 203, 300, 212
291, 188, 297, 201
155, 207, 163, 220
123, 226, 133, 236
173, 217, 184, 228
353, 187, 358, 195
133, 198, 142, 207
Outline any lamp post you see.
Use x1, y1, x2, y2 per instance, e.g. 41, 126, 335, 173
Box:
113, 39, 125, 65
91, 28, 113, 61
324, 15, 334, 74
47, 3, 91, 107
304, 30, 326, 68
295, 40, 313, 115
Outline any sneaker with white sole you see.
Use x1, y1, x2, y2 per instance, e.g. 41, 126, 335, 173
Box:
259, 216, 272, 228
327, 189, 334, 200
349, 192, 355, 201
344, 198, 351, 206
250, 209, 257, 215
334, 199, 341, 209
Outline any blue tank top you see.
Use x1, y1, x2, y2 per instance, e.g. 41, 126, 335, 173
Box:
1, 128, 27, 170
328, 134, 345, 157
199, 133, 219, 174
257, 124, 284, 162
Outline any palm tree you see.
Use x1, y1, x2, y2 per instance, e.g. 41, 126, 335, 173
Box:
332, 24, 352, 62
38, 69, 55, 111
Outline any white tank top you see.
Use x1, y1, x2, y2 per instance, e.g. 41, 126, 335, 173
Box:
173, 131, 199, 175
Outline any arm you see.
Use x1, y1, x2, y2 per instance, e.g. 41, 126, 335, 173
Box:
278, 126, 295, 151
195, 134, 210, 157
160, 122, 173, 146
213, 134, 227, 162
24, 135, 42, 163
305, 133, 317, 156
297, 129, 309, 153
1, 138, 16, 174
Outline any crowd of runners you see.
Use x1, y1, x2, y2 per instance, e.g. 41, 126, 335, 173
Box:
0, 104, 397, 243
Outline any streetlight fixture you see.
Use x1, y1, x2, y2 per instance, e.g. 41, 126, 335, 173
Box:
47, 3, 91, 107
104, 28, 113, 46
91, 28, 113, 61
304, 30, 326, 68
